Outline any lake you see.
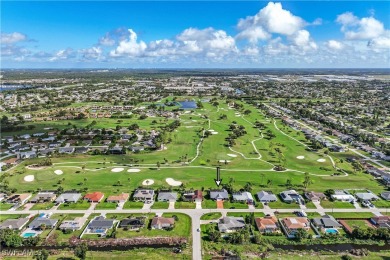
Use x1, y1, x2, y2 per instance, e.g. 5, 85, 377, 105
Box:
179, 101, 197, 109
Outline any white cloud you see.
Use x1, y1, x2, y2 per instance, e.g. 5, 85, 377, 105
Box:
80, 46, 103, 60
49, 48, 75, 61
326, 40, 344, 50
368, 35, 390, 49
109, 29, 147, 57
0, 32, 28, 44
337, 12, 385, 40
236, 27, 270, 44
290, 30, 317, 50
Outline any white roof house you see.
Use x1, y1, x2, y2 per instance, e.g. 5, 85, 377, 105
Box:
331, 190, 356, 202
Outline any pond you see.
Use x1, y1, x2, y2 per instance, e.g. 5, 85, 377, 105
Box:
179, 101, 197, 109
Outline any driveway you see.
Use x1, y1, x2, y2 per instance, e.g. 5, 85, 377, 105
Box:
195, 201, 202, 209
142, 201, 154, 210
116, 202, 125, 210
216, 200, 224, 209
168, 201, 175, 209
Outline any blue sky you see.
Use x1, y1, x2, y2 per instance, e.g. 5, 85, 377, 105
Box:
1, 1, 389, 68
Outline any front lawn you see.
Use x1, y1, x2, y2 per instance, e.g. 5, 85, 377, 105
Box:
0, 203, 14, 211
373, 199, 390, 208
268, 200, 300, 209
123, 201, 144, 209
320, 200, 355, 209
175, 201, 196, 209
151, 201, 169, 209
58, 200, 90, 210
202, 199, 217, 209
201, 213, 222, 220
31, 202, 54, 210
330, 212, 374, 218
223, 201, 248, 209
0, 214, 29, 222
95, 202, 117, 210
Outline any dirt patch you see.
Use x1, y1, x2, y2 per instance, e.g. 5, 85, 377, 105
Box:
24, 175, 34, 182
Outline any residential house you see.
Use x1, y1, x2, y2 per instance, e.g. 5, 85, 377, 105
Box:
18, 151, 37, 159
331, 190, 356, 202
280, 190, 304, 204
312, 215, 342, 231
255, 216, 279, 233
30, 192, 57, 203
6, 193, 31, 205
133, 189, 155, 203
59, 217, 87, 231
58, 147, 75, 154
209, 189, 229, 201
370, 216, 390, 228
232, 191, 254, 204
75, 147, 89, 154
106, 193, 130, 203
305, 191, 326, 202
280, 217, 310, 238
0, 218, 29, 230
157, 191, 178, 202
381, 191, 390, 201
218, 217, 246, 233
355, 192, 379, 201
0, 193, 6, 202
88, 216, 115, 233
182, 190, 203, 202
151, 216, 175, 230
55, 193, 81, 203
84, 192, 104, 203
256, 191, 278, 203
119, 217, 146, 230
28, 218, 58, 230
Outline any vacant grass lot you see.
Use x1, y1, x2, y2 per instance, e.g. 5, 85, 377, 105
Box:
320, 200, 355, 209
31, 202, 54, 210
58, 200, 90, 210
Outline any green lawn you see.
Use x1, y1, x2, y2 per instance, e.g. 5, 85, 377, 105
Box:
345, 220, 371, 229
151, 201, 169, 209
223, 201, 249, 209
268, 200, 300, 209
320, 200, 355, 209
0, 214, 29, 222
226, 212, 265, 218
330, 212, 374, 218
372, 199, 390, 208
123, 201, 144, 209
0, 203, 14, 211
58, 200, 90, 210
31, 202, 55, 210
95, 202, 118, 210
200, 213, 222, 220
202, 200, 217, 209
175, 201, 196, 209
305, 201, 317, 209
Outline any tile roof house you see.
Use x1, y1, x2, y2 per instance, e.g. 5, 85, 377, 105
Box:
30, 192, 57, 203
304, 191, 326, 202
106, 193, 130, 203
88, 216, 115, 232
370, 216, 390, 228
232, 191, 254, 204
84, 192, 104, 203
119, 217, 146, 230
157, 191, 178, 202
209, 189, 229, 201
257, 191, 278, 203
381, 191, 390, 201
182, 190, 203, 202
133, 189, 155, 202
55, 193, 81, 203
151, 216, 175, 230
0, 218, 29, 230
280, 217, 310, 238
59, 217, 87, 231
255, 216, 279, 233
218, 217, 246, 233
28, 218, 58, 230
280, 190, 304, 204
312, 215, 342, 230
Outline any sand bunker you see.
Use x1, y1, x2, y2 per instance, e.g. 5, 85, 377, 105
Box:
227, 154, 238, 157
211, 131, 218, 135
111, 168, 124, 172
127, 169, 141, 173
296, 156, 305, 160
219, 160, 231, 163
208, 129, 215, 132
24, 175, 34, 182
317, 159, 326, 162
142, 179, 154, 186
54, 170, 63, 175
166, 178, 182, 186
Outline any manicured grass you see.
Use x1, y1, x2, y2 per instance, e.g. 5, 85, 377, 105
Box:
123, 201, 144, 209
304, 201, 317, 209
0, 203, 14, 210
94, 202, 117, 210
268, 200, 300, 209
175, 201, 196, 209
226, 212, 265, 218
202, 199, 217, 209
345, 220, 371, 229
330, 212, 374, 218
31, 202, 54, 210
151, 201, 169, 209
320, 200, 355, 209
223, 201, 249, 209
58, 200, 90, 210
200, 213, 222, 220
0, 214, 29, 222
372, 199, 390, 208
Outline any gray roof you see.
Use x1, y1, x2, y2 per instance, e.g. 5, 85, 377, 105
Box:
28, 218, 58, 228
218, 217, 245, 232
157, 192, 178, 201
0, 218, 29, 230
133, 189, 155, 199
55, 193, 81, 203
313, 215, 342, 228
257, 191, 278, 202
210, 189, 229, 200
280, 190, 302, 202
31, 192, 56, 202
88, 216, 114, 229
232, 191, 253, 201
355, 192, 379, 201
381, 191, 390, 200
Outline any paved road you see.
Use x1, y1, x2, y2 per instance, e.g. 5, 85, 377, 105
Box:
2, 207, 389, 260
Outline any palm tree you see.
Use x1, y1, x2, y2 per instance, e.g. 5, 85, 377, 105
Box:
267, 179, 272, 187
303, 172, 313, 190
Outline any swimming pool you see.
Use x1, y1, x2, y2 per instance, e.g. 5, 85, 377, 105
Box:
325, 228, 339, 234
22, 233, 36, 238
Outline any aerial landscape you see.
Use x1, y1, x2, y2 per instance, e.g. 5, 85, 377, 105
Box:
0, 1, 389, 260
